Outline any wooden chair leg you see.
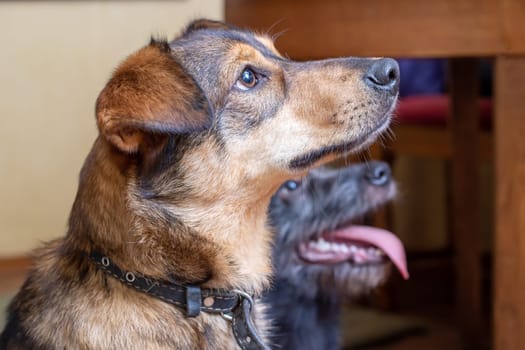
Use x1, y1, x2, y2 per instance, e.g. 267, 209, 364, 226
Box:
449, 58, 483, 350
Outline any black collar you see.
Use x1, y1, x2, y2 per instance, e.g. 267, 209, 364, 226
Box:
90, 251, 270, 350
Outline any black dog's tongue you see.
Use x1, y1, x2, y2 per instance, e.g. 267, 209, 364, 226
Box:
326, 225, 409, 279
298, 225, 409, 280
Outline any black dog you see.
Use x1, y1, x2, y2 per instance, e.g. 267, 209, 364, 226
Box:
265, 161, 408, 350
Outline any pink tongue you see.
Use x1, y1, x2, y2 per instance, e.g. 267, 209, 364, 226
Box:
327, 225, 409, 280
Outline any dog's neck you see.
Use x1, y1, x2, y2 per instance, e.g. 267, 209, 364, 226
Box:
151, 137, 282, 293
64, 137, 278, 295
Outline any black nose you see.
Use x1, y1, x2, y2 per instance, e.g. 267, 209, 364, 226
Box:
365, 162, 391, 186
365, 58, 400, 94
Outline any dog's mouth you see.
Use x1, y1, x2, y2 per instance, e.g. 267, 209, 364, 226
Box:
297, 224, 409, 280
289, 112, 392, 170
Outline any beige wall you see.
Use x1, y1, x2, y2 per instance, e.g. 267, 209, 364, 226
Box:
0, 1, 223, 257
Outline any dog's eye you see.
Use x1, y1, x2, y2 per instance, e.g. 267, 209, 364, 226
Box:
283, 180, 301, 191
236, 68, 259, 90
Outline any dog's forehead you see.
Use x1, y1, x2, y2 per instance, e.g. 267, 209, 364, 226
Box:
173, 28, 283, 61
253, 34, 282, 57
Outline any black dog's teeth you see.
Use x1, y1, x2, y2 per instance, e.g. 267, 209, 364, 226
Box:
307, 237, 385, 260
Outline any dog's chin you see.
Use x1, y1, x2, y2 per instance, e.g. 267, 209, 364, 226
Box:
322, 262, 391, 298
289, 249, 391, 299
350, 116, 392, 155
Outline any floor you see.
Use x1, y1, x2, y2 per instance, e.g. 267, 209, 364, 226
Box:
354, 306, 461, 350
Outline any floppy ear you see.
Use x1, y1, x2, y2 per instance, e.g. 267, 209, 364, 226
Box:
95, 39, 211, 153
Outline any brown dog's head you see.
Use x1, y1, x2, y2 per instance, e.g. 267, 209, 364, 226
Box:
92, 19, 399, 292
97, 19, 398, 175
169, 20, 399, 173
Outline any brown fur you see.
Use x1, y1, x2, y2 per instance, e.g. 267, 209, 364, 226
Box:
0, 19, 398, 349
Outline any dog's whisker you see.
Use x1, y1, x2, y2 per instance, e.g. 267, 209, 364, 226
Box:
265, 18, 287, 37
387, 127, 397, 141
270, 28, 290, 42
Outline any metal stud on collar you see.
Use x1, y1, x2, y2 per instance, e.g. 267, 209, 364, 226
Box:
125, 272, 136, 282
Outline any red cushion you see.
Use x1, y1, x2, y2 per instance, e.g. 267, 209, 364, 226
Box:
394, 94, 492, 130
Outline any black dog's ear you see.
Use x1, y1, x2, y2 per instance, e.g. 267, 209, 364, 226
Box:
183, 18, 233, 35
95, 39, 211, 153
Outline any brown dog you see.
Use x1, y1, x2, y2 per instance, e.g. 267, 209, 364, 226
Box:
0, 19, 399, 349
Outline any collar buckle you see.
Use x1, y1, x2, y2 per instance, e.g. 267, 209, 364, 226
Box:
220, 289, 254, 322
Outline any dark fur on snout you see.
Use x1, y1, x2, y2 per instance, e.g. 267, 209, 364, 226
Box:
1, 18, 398, 349
265, 162, 397, 350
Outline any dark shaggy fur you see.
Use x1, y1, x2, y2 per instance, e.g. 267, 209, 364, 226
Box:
265, 161, 402, 350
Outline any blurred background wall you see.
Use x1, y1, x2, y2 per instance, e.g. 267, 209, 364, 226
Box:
0, 0, 223, 257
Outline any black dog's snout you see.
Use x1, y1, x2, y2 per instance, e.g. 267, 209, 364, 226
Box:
365, 162, 391, 186
365, 58, 400, 94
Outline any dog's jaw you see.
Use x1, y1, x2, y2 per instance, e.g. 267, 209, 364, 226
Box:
288, 97, 397, 171
287, 121, 389, 170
